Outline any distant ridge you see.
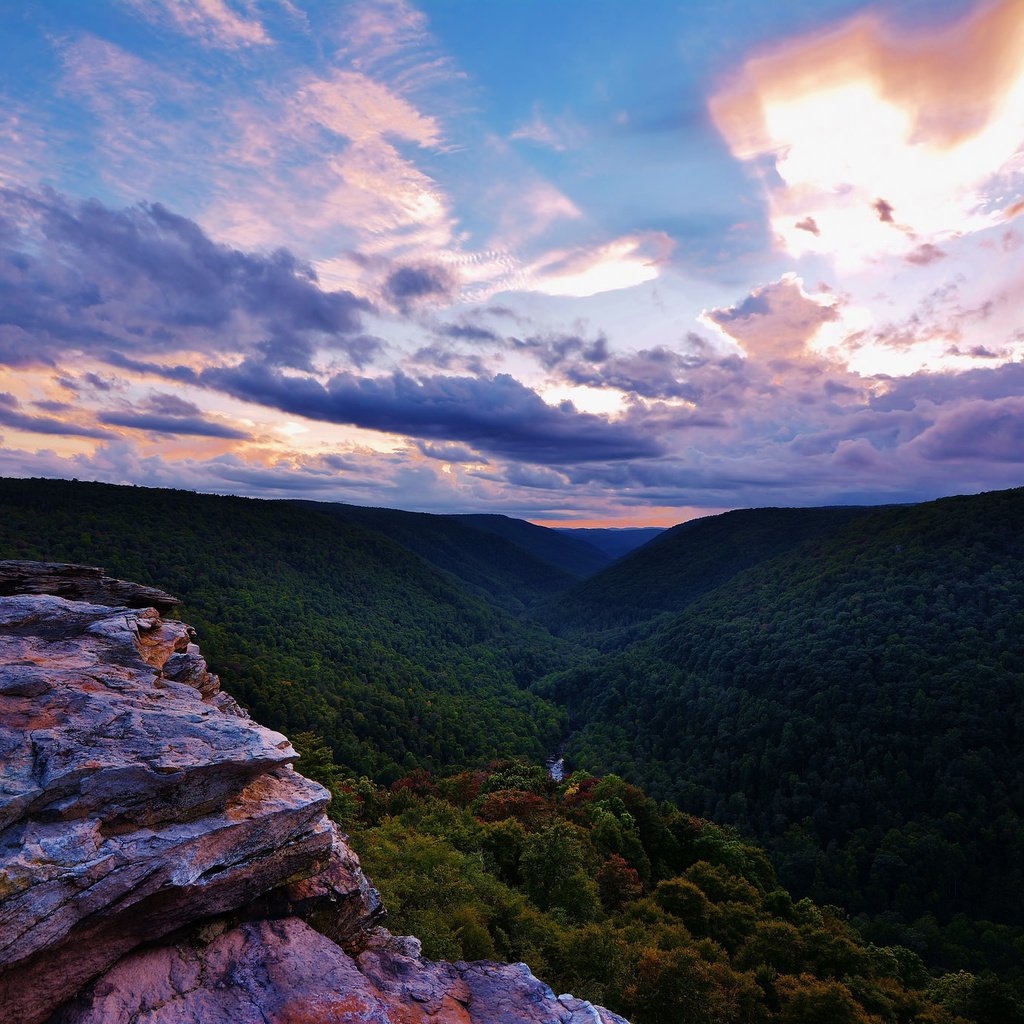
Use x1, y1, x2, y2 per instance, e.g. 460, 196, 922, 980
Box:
542, 486, 1024, 951
554, 526, 664, 561
0, 476, 574, 781
300, 501, 598, 613
452, 513, 610, 578
541, 506, 871, 643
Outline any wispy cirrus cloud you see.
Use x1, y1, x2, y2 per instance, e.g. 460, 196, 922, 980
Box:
510, 104, 586, 152
121, 0, 271, 49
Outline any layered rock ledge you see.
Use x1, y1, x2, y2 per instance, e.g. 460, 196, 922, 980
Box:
0, 562, 628, 1024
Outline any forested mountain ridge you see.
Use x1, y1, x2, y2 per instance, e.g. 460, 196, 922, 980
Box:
541, 486, 1024, 967
0, 477, 579, 780
555, 526, 665, 560
450, 513, 611, 578
3, 473, 1024, 1004
298, 500, 589, 613
539, 505, 874, 644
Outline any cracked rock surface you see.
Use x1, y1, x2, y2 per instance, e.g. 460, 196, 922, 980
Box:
0, 562, 628, 1024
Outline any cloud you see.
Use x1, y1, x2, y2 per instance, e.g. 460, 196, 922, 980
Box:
492, 182, 582, 250
122, 0, 271, 49
204, 33, 458, 272
96, 391, 252, 438
562, 341, 713, 400
0, 392, 112, 439
873, 198, 895, 224
0, 186, 369, 368
332, 0, 460, 90
915, 396, 1024, 462
201, 361, 663, 463
905, 243, 946, 266
511, 333, 609, 371
944, 344, 1000, 360
710, 0, 1024, 264
0, 98, 51, 189
525, 233, 672, 298
703, 275, 839, 361
383, 261, 456, 310
415, 440, 485, 463
509, 105, 585, 152
146, 393, 202, 416
439, 322, 500, 343
96, 411, 252, 439
298, 69, 442, 147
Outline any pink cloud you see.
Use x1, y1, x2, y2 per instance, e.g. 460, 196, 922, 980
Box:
702, 275, 840, 361
123, 0, 271, 49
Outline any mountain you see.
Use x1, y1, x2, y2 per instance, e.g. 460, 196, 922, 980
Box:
541, 487, 1024, 966
541, 506, 872, 644
0, 562, 626, 1024
299, 501, 588, 613
0, 477, 577, 780
451, 513, 611, 578
555, 526, 664, 560
6, 474, 1024, 992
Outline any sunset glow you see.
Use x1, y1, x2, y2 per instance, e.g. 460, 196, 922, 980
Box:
0, 0, 1022, 522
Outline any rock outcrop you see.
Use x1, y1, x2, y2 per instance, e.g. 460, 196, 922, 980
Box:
0, 562, 629, 1024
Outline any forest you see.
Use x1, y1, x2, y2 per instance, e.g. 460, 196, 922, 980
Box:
1, 475, 1022, 1021
299, 742, 1019, 1024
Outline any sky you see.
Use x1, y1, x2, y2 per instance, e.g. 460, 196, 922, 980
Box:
1, 0, 1022, 525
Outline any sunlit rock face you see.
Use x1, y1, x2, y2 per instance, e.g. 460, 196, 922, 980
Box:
0, 561, 629, 1024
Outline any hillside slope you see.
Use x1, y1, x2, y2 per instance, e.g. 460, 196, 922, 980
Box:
452, 513, 611, 578
542, 487, 1024, 948
555, 526, 664, 560
540, 506, 872, 643
0, 477, 576, 780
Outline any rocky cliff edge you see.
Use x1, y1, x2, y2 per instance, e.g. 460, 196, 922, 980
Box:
0, 561, 629, 1024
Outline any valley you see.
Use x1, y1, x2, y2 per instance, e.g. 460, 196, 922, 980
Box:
1, 475, 1022, 1021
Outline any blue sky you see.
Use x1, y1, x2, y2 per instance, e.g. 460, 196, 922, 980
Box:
0, 0, 1022, 524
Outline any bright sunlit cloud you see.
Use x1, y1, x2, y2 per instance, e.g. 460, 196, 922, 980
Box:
525, 234, 671, 298
710, 0, 1024, 266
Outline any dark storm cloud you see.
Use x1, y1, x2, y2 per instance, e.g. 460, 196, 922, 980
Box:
0, 391, 112, 439
0, 186, 370, 369
201, 360, 661, 463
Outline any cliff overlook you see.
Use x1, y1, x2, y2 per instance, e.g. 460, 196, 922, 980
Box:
0, 560, 628, 1024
